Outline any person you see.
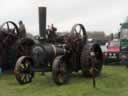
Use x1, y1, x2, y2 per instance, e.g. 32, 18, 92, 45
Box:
48, 24, 57, 41
18, 20, 26, 38
51, 24, 57, 34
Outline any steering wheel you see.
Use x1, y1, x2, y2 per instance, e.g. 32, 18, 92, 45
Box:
0, 21, 19, 36
71, 24, 87, 42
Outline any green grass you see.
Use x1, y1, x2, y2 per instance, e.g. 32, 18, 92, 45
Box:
1, 66, 128, 96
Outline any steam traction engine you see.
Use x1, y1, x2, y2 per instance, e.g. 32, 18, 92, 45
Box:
14, 7, 103, 86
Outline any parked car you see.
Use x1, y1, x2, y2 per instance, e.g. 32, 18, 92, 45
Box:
104, 39, 120, 64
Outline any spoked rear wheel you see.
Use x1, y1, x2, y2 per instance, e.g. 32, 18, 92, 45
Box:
14, 56, 34, 85
81, 44, 103, 88
52, 56, 69, 85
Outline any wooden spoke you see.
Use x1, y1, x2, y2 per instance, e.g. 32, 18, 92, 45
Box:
21, 74, 25, 81
26, 74, 29, 82
7, 22, 10, 31
79, 27, 82, 34
19, 64, 25, 69
74, 29, 77, 34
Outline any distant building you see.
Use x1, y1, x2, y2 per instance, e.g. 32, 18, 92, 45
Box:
87, 31, 107, 45
87, 31, 107, 40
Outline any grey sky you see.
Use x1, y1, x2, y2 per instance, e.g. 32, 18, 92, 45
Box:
0, 0, 128, 35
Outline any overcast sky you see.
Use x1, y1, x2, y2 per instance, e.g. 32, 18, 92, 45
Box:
0, 0, 128, 35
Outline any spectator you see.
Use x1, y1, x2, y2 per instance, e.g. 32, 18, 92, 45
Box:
18, 20, 26, 38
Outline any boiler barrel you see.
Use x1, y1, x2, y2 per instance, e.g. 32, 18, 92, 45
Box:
32, 44, 66, 66
44, 44, 66, 60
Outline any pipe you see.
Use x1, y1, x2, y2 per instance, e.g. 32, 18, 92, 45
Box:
38, 7, 47, 39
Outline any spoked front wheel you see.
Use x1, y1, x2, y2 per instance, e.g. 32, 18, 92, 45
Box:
14, 56, 34, 85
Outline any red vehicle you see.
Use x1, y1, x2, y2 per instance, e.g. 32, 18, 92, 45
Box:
104, 39, 120, 64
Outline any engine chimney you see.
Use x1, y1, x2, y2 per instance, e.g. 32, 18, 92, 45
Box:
38, 7, 47, 38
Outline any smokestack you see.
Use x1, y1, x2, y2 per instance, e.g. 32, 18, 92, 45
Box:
38, 7, 47, 38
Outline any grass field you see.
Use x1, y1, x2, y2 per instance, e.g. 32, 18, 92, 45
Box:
0, 66, 128, 96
